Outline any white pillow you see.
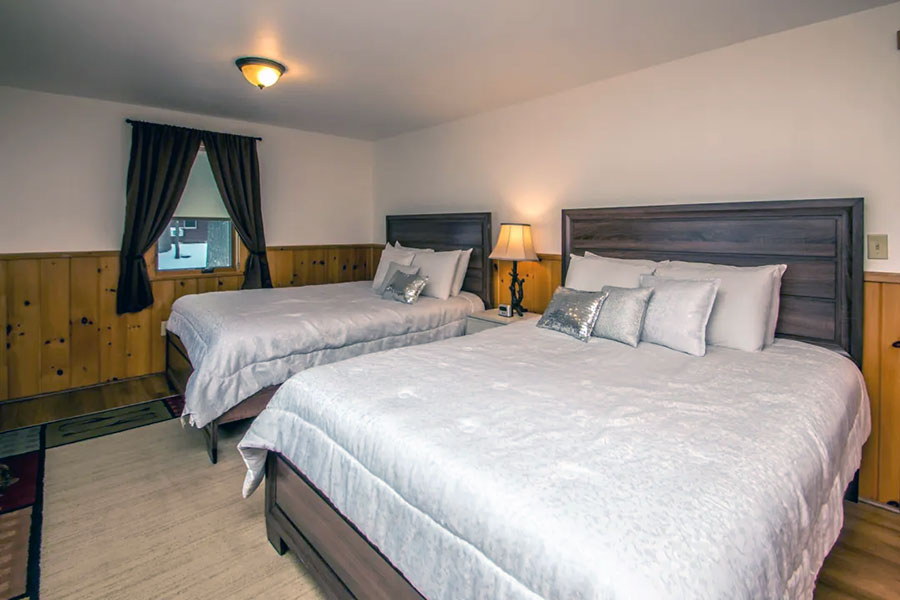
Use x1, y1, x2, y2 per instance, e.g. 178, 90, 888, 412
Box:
639, 275, 720, 356
451, 248, 473, 296
654, 261, 787, 352
395, 242, 435, 253
565, 254, 655, 291
412, 250, 462, 300
584, 251, 665, 270
372, 247, 416, 291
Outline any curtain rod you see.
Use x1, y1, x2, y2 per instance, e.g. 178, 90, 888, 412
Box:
125, 119, 262, 141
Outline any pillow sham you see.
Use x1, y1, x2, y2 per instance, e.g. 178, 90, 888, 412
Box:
372, 247, 416, 291
639, 275, 719, 356
593, 285, 654, 347
374, 262, 421, 295
583, 251, 664, 271
394, 242, 435, 253
653, 261, 787, 352
565, 253, 655, 291
450, 248, 473, 296
382, 271, 428, 304
412, 250, 462, 300
537, 287, 609, 342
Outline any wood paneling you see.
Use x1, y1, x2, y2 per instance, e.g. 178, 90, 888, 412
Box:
7, 259, 41, 398
0, 245, 379, 403
69, 257, 100, 388
39, 258, 70, 392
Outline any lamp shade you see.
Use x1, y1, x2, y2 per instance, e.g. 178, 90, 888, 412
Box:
489, 223, 539, 262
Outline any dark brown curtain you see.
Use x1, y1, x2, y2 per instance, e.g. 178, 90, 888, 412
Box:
117, 122, 201, 314
201, 132, 272, 289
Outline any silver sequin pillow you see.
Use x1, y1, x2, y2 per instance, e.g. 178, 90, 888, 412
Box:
382, 271, 429, 304
639, 275, 720, 356
374, 261, 421, 294
592, 286, 654, 347
537, 287, 609, 342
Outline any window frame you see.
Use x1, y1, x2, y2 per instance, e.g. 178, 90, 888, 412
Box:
147, 218, 243, 280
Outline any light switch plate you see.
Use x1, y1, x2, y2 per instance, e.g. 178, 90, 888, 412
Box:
161, 320, 168, 336
868, 234, 888, 260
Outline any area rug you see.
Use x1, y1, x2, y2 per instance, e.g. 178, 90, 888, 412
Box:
0, 397, 185, 600
1, 398, 322, 600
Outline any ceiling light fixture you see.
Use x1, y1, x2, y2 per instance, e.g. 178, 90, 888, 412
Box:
235, 57, 286, 89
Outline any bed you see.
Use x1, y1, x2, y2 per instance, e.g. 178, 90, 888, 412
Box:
238, 198, 868, 599
166, 212, 493, 463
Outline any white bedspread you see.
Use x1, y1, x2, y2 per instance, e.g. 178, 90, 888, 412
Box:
239, 322, 869, 600
167, 281, 482, 427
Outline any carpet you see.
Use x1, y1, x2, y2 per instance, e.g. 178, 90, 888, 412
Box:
1, 398, 322, 599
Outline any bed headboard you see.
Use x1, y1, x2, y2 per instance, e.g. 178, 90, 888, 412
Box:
561, 198, 864, 364
386, 212, 493, 306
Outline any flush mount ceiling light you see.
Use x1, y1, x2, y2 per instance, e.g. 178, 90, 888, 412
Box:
235, 57, 286, 89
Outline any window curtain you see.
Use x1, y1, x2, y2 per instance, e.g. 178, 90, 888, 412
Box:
201, 132, 272, 289
117, 122, 201, 314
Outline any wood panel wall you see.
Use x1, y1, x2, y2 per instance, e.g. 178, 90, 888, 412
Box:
0, 245, 379, 403
493, 255, 900, 505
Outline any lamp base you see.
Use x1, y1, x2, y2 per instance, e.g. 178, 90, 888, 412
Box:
508, 261, 526, 317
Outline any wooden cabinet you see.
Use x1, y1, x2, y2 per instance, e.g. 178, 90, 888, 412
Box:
859, 274, 900, 505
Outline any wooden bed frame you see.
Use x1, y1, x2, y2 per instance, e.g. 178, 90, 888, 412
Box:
165, 212, 493, 464
262, 198, 865, 599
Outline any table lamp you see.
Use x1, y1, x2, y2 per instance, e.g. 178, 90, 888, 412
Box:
489, 223, 539, 316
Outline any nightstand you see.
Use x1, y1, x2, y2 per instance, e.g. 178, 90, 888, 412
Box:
465, 309, 541, 335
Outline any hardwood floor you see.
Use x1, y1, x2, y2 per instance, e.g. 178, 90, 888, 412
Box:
0, 373, 178, 432
817, 501, 900, 599
1, 377, 898, 597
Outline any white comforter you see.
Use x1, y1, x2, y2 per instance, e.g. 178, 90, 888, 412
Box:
167, 281, 482, 427
239, 322, 869, 600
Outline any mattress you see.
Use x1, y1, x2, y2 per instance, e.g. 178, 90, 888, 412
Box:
166, 281, 483, 427
239, 322, 870, 600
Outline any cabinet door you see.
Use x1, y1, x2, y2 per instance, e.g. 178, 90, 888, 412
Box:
878, 283, 900, 505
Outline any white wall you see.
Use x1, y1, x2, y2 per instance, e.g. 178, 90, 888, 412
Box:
0, 86, 374, 252
375, 2, 900, 272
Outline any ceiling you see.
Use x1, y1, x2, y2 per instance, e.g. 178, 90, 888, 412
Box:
0, 0, 892, 140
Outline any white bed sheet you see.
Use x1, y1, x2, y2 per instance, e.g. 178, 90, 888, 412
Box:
239, 322, 869, 600
166, 281, 482, 427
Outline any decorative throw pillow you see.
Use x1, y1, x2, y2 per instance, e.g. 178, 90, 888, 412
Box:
654, 261, 787, 352
639, 275, 720, 356
565, 254, 655, 291
372, 247, 415, 291
593, 286, 654, 347
382, 271, 429, 304
374, 262, 421, 295
537, 287, 609, 342
412, 250, 462, 300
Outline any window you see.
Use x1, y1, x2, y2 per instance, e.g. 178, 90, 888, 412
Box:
156, 150, 236, 272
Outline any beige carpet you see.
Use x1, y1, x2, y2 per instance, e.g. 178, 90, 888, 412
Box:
40, 419, 324, 599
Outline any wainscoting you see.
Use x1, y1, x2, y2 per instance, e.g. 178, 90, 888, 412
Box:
493, 256, 900, 505
0, 245, 380, 403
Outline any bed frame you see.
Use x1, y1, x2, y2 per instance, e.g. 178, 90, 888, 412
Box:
165, 212, 493, 463
262, 198, 865, 599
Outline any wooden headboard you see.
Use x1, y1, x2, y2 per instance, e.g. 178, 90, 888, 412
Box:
386, 212, 493, 306
562, 198, 864, 364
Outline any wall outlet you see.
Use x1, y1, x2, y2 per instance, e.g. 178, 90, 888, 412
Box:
868, 234, 888, 260
161, 320, 168, 336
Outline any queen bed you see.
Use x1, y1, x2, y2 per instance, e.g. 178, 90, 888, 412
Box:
238, 198, 868, 599
166, 212, 492, 462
